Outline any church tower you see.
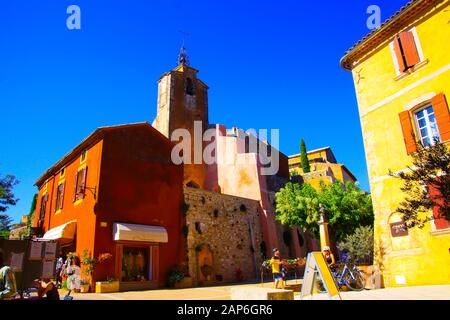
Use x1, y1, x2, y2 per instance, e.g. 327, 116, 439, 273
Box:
152, 47, 209, 188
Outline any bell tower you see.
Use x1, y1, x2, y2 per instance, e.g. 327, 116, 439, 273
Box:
152, 47, 209, 188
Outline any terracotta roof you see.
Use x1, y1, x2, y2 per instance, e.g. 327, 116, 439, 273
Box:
340, 0, 443, 70
34, 122, 168, 187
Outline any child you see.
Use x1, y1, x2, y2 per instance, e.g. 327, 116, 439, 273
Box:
270, 248, 285, 289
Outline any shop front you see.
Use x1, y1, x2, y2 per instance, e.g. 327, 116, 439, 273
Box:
39, 220, 77, 257
112, 223, 168, 291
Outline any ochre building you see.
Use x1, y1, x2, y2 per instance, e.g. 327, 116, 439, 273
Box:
341, 0, 450, 286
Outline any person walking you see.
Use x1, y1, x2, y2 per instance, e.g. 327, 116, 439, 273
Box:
65, 255, 81, 299
0, 249, 17, 300
270, 248, 285, 289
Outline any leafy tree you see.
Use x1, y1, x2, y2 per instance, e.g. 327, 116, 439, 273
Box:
300, 139, 311, 173
275, 180, 373, 243
26, 194, 38, 236
390, 140, 450, 229
0, 174, 19, 212
337, 226, 374, 265
0, 214, 13, 238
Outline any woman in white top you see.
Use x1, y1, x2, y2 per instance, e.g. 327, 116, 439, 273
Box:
66, 256, 81, 298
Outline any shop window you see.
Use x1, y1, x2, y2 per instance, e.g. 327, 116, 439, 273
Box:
121, 247, 151, 282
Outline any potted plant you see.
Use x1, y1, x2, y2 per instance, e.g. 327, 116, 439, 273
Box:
80, 278, 90, 293
94, 253, 119, 293
80, 250, 97, 293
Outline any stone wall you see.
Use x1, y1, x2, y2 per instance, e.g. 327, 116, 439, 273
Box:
184, 187, 264, 285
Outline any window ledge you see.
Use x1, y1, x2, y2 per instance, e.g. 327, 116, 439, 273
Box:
430, 228, 450, 236
73, 199, 84, 206
394, 59, 429, 81
55, 209, 62, 215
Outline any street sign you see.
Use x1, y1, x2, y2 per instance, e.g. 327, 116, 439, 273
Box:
300, 252, 341, 300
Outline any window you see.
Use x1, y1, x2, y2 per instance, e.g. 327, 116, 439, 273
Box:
80, 150, 87, 163
121, 247, 151, 282
414, 105, 441, 147
55, 182, 65, 212
398, 93, 449, 155
185, 78, 195, 96
392, 31, 421, 73
60, 168, 65, 178
427, 179, 450, 231
73, 167, 87, 202
39, 194, 49, 221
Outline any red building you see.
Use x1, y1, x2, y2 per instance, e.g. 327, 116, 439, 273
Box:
33, 122, 185, 290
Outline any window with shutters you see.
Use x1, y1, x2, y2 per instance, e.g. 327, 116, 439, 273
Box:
39, 193, 48, 221
414, 105, 441, 147
390, 28, 426, 78
80, 149, 87, 163
73, 167, 87, 203
55, 182, 65, 213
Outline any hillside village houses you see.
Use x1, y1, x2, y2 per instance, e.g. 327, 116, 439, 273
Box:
341, 0, 450, 287
32, 48, 362, 291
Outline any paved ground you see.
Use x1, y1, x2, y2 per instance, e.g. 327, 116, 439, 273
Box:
59, 280, 450, 300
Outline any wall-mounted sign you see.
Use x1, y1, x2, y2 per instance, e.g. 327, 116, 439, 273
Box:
390, 221, 408, 237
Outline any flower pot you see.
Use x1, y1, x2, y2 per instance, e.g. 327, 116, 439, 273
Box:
80, 284, 90, 293
95, 281, 119, 293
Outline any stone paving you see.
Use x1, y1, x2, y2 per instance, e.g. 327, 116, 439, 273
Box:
60, 280, 450, 300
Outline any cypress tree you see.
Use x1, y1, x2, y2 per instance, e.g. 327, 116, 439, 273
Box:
300, 139, 311, 173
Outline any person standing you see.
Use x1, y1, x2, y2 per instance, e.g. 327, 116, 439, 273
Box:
55, 254, 64, 289
0, 249, 17, 300
270, 248, 285, 289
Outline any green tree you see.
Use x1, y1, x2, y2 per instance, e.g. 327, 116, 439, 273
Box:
0, 214, 13, 238
0, 174, 19, 212
337, 226, 374, 265
275, 180, 373, 243
300, 139, 311, 173
390, 140, 450, 229
26, 194, 38, 236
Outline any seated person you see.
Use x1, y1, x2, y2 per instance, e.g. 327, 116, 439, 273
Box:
34, 278, 60, 300
322, 246, 336, 268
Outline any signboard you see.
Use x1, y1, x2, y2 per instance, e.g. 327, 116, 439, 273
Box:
44, 242, 57, 259
29, 241, 43, 260
42, 260, 55, 278
390, 221, 408, 237
10, 252, 24, 272
300, 252, 341, 300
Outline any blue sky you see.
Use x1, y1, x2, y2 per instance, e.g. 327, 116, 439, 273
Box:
0, 0, 408, 222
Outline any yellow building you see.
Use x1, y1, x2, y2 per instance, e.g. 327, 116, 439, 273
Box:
341, 0, 450, 286
288, 146, 357, 189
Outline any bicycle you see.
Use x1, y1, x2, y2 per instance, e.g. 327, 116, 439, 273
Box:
315, 259, 366, 292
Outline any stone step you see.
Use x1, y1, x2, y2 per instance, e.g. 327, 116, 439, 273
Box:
230, 287, 294, 300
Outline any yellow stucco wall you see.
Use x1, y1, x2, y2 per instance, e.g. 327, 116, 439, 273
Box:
350, 0, 450, 287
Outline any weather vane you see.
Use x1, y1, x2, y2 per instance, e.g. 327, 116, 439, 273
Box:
177, 30, 190, 66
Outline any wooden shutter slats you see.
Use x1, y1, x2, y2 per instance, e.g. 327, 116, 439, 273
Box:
73, 173, 78, 202
432, 93, 450, 142
60, 182, 65, 209
399, 31, 420, 68
81, 167, 88, 199
399, 110, 417, 155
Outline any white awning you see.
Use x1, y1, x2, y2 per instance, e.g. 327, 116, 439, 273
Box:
113, 223, 168, 243
42, 220, 77, 240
